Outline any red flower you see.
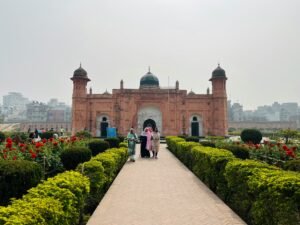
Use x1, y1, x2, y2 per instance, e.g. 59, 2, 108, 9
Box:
291, 146, 297, 152
31, 153, 37, 159
59, 139, 64, 143
3, 154, 7, 159
19, 143, 25, 147
6, 138, 12, 143
282, 145, 288, 151
5, 142, 12, 149
286, 150, 295, 158
53, 142, 58, 146
49, 138, 54, 142
35, 142, 44, 148
13, 156, 17, 160
42, 138, 47, 143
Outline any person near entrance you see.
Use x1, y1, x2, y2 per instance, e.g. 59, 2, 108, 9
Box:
140, 128, 150, 158
127, 128, 138, 162
152, 127, 160, 158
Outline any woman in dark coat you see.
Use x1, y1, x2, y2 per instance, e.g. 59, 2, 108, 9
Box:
140, 128, 150, 158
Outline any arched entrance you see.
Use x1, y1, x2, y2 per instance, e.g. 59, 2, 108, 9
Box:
143, 119, 156, 130
190, 115, 203, 136
100, 117, 108, 137
96, 115, 110, 137
137, 106, 162, 134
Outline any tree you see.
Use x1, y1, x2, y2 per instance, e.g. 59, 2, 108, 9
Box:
279, 129, 299, 144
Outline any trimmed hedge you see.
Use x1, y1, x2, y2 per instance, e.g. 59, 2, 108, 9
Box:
104, 137, 120, 148
0, 160, 42, 206
283, 159, 300, 172
166, 136, 300, 225
119, 141, 128, 148
60, 147, 92, 170
77, 147, 128, 214
88, 140, 110, 156
191, 146, 235, 200
0, 171, 90, 225
241, 129, 262, 144
185, 136, 200, 143
216, 142, 250, 159
199, 140, 216, 148
40, 131, 55, 139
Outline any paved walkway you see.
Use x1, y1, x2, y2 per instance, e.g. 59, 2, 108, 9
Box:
87, 144, 246, 225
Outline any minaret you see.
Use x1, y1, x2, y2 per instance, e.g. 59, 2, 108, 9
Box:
175, 80, 179, 90
70, 64, 90, 135
209, 64, 228, 136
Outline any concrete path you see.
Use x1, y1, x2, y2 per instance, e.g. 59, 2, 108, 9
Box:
87, 144, 246, 225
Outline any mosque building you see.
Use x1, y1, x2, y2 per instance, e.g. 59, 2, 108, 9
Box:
71, 65, 228, 137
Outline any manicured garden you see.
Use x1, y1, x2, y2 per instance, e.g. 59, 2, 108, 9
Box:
166, 135, 300, 225
0, 131, 128, 225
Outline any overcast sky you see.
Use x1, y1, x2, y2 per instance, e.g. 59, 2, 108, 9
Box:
0, 0, 299, 110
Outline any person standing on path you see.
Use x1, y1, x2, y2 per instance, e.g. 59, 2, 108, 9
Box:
145, 127, 153, 156
152, 127, 160, 158
127, 128, 138, 162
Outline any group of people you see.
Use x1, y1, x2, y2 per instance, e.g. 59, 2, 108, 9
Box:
127, 126, 160, 162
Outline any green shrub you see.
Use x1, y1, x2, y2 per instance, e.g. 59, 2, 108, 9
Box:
92, 153, 116, 184
118, 136, 125, 142
0, 160, 42, 206
76, 130, 92, 138
88, 139, 110, 156
224, 159, 277, 223
177, 135, 187, 139
216, 142, 250, 159
104, 137, 120, 148
119, 141, 128, 148
240, 129, 262, 144
0, 171, 90, 225
165, 136, 185, 154
283, 159, 300, 172
249, 170, 300, 225
60, 147, 92, 170
191, 146, 235, 200
40, 131, 55, 139
176, 141, 200, 169
77, 160, 106, 213
199, 140, 216, 147
77, 147, 128, 214
0, 132, 5, 143
185, 136, 200, 143
0, 197, 64, 225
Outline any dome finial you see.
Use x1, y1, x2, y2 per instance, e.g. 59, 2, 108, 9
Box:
80, 62, 82, 68
218, 62, 220, 67
148, 66, 151, 73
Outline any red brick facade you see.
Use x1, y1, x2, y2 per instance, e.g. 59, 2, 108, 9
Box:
71, 66, 228, 137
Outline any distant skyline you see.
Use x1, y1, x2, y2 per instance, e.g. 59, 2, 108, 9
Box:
0, 0, 299, 111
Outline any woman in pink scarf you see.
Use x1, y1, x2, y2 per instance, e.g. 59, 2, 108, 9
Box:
145, 127, 153, 154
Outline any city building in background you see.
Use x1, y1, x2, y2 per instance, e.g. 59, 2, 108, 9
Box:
228, 101, 300, 130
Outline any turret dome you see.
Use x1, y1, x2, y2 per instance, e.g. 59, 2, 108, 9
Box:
211, 64, 226, 79
73, 64, 88, 78
140, 68, 159, 88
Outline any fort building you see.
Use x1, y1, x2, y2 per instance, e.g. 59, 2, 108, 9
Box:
71, 65, 228, 137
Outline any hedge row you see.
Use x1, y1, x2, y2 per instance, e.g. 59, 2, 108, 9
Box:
0, 160, 43, 206
77, 147, 128, 213
166, 136, 300, 225
0, 171, 90, 225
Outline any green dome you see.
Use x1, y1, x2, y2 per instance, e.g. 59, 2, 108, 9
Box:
73, 64, 88, 78
211, 64, 226, 79
140, 71, 159, 88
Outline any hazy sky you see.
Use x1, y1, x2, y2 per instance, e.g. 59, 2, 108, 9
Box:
0, 0, 299, 110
